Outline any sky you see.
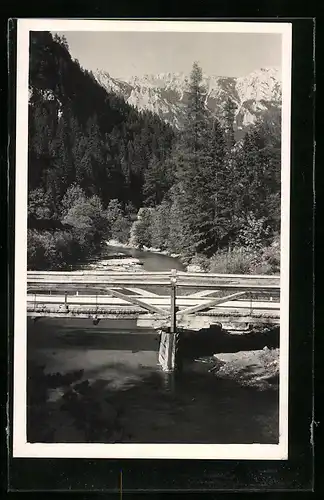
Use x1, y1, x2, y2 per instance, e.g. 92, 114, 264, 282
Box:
54, 31, 282, 80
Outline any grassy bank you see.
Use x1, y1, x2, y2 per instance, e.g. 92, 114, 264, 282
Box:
187, 238, 280, 275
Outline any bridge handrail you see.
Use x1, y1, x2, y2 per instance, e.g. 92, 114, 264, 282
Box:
27, 271, 280, 293
27, 270, 280, 281
27, 269, 279, 278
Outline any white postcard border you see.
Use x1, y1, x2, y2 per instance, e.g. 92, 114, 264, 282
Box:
13, 19, 292, 460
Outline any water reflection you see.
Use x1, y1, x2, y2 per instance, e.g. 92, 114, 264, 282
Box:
27, 318, 279, 445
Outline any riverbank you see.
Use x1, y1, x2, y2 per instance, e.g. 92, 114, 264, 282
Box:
104, 238, 280, 275
85, 256, 144, 272
105, 239, 201, 272
211, 347, 279, 391
106, 239, 183, 260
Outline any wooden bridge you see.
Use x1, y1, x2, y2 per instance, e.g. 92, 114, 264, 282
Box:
27, 270, 280, 371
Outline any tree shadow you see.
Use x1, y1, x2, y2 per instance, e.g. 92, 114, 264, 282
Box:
177, 324, 279, 361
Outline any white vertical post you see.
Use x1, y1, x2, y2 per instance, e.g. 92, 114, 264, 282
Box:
166, 269, 177, 371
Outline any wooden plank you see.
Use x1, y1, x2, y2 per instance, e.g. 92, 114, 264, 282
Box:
123, 287, 160, 297
197, 307, 280, 317
186, 290, 220, 299
177, 291, 247, 316
177, 282, 280, 291
27, 270, 171, 276
27, 310, 280, 324
176, 270, 279, 279
107, 288, 169, 316
28, 282, 280, 293
27, 270, 280, 284
28, 269, 279, 278
27, 274, 171, 281
170, 283, 176, 333
27, 295, 279, 310
27, 311, 148, 319
26, 270, 278, 280
27, 281, 280, 294
27, 279, 172, 288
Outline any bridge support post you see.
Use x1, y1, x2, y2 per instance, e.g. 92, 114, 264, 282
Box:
158, 328, 175, 372
158, 270, 178, 372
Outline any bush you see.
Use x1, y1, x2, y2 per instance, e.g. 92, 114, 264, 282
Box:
27, 229, 82, 270
60, 184, 87, 218
188, 253, 210, 272
208, 240, 280, 276
28, 188, 54, 219
27, 230, 59, 269
28, 188, 131, 270
129, 208, 153, 248
209, 248, 257, 274
62, 194, 110, 253
106, 199, 132, 244
53, 230, 78, 264
261, 242, 280, 273
237, 212, 272, 250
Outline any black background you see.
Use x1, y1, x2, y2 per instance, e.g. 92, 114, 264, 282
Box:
3, 12, 317, 494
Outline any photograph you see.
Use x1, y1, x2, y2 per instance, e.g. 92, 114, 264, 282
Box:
13, 19, 292, 460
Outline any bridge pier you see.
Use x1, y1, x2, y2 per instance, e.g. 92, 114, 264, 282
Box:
158, 272, 179, 372
158, 328, 176, 372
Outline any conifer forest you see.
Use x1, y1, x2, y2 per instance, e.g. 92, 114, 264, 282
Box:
27, 31, 281, 274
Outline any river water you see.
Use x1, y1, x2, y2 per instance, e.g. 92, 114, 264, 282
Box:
104, 244, 186, 272
27, 245, 279, 445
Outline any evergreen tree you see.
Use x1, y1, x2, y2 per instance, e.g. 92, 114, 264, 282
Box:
223, 97, 237, 151
143, 156, 175, 207
172, 62, 228, 255
232, 114, 281, 246
149, 199, 171, 250
167, 186, 192, 255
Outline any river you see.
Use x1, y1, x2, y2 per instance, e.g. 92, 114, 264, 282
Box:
27, 245, 279, 445
104, 244, 186, 272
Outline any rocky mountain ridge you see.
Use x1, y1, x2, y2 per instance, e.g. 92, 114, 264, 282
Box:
95, 67, 281, 135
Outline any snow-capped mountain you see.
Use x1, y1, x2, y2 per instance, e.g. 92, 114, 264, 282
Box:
95, 67, 281, 135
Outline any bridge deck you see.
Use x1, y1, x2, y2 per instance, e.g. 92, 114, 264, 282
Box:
27, 294, 279, 309
27, 270, 280, 326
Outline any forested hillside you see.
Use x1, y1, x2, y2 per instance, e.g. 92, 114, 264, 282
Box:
27, 31, 174, 268
28, 32, 281, 274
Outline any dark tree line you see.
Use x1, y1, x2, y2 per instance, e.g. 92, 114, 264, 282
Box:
28, 31, 174, 213
28, 32, 281, 273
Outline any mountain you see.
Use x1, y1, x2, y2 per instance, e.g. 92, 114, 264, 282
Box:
95, 67, 281, 137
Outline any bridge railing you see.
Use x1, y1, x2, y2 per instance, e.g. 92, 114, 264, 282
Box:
27, 270, 280, 287
27, 269, 280, 324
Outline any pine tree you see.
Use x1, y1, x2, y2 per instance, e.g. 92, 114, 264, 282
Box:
172, 62, 229, 256
143, 156, 175, 207
232, 114, 281, 246
223, 97, 237, 151
149, 199, 171, 250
